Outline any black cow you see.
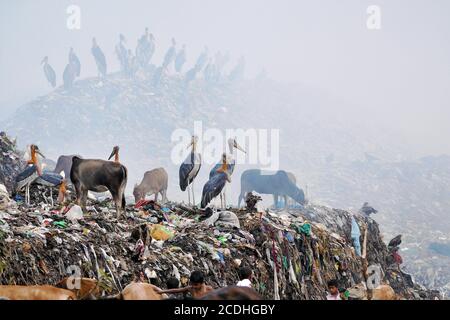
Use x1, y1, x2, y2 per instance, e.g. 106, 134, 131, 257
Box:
70, 155, 127, 219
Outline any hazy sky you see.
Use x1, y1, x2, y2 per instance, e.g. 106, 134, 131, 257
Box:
1, 0, 449, 156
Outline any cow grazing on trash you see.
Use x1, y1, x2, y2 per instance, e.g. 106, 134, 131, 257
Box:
273, 171, 297, 208
347, 282, 398, 300
54, 155, 82, 184
0, 285, 76, 300
238, 169, 305, 208
70, 148, 128, 219
133, 167, 168, 203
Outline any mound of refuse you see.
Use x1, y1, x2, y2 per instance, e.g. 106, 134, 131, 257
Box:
0, 132, 26, 194
0, 189, 440, 299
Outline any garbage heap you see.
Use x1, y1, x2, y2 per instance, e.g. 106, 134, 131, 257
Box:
0, 132, 26, 194
0, 190, 441, 299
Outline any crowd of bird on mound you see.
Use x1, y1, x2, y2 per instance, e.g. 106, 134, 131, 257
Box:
41, 27, 246, 90
14, 135, 308, 219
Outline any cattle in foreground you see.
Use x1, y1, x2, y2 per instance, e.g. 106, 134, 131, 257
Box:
0, 285, 76, 300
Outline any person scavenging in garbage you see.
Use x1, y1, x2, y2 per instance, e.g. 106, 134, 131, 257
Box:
156, 271, 214, 299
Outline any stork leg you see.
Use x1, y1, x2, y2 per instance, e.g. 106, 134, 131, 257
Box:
187, 185, 191, 206
27, 183, 31, 206
223, 189, 227, 209
50, 188, 54, 207
192, 181, 196, 207
25, 183, 30, 206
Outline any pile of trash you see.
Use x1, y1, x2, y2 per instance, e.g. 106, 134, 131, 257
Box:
0, 132, 26, 194
0, 188, 441, 299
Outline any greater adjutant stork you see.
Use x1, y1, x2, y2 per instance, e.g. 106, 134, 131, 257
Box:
179, 136, 202, 206
15, 145, 45, 205
91, 38, 107, 77
209, 138, 245, 207
201, 154, 231, 208
41, 56, 56, 88
108, 146, 121, 163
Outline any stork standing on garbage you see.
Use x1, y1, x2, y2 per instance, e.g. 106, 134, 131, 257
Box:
91, 37, 107, 77
41, 56, 56, 88
209, 138, 246, 208
201, 153, 231, 208
15, 145, 44, 205
179, 136, 202, 206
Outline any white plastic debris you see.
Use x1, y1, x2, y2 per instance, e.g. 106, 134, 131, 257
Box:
65, 205, 84, 221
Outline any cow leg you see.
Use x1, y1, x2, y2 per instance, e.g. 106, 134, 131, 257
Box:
74, 182, 82, 206
273, 194, 279, 208
109, 189, 121, 219
154, 192, 158, 202
284, 195, 288, 209
160, 190, 167, 204
81, 187, 88, 211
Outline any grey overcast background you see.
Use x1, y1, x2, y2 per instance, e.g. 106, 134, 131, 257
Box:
0, 0, 449, 157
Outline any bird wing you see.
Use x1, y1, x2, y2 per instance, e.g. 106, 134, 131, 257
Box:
179, 161, 193, 191
201, 173, 227, 208
35, 172, 63, 186
179, 153, 201, 191
15, 165, 39, 191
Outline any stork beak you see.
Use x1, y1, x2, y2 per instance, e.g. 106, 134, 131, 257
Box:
108, 149, 116, 160
36, 149, 46, 159
235, 142, 246, 153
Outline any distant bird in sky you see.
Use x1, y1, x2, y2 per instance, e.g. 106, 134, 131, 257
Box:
41, 56, 56, 88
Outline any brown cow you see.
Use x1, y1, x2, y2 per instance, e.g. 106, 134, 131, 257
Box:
0, 285, 76, 300
133, 168, 168, 203
117, 282, 162, 300
56, 277, 100, 300
347, 282, 398, 300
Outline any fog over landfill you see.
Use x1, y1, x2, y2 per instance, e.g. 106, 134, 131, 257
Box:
1, 0, 450, 298
1, 0, 450, 156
